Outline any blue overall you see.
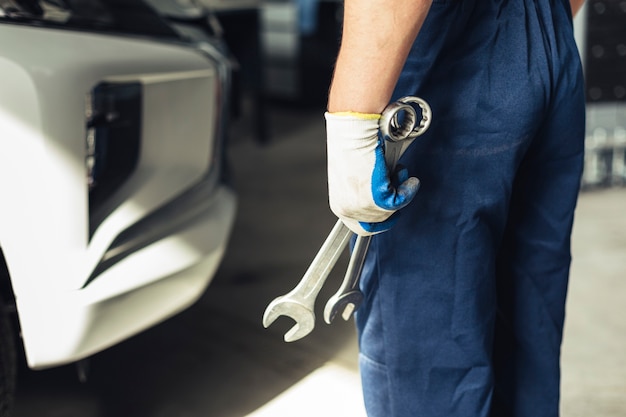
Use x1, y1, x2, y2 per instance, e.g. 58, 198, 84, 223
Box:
355, 1, 585, 416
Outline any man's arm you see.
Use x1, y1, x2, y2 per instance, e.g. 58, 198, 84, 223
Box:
570, 0, 585, 17
324, 0, 432, 235
327, 0, 433, 114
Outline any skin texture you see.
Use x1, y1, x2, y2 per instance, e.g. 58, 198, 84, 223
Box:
570, 0, 586, 16
327, 0, 433, 114
327, 0, 585, 114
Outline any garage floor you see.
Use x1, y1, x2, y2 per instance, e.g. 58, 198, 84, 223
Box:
12, 100, 626, 417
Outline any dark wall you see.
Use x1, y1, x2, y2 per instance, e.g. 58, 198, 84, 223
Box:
585, 0, 626, 103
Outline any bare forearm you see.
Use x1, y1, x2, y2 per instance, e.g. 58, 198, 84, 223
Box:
570, 0, 585, 16
327, 0, 433, 114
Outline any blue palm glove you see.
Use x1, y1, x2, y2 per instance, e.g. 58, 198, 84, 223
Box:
325, 111, 420, 236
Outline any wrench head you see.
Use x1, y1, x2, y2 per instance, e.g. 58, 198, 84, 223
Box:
262, 296, 316, 342
323, 291, 364, 325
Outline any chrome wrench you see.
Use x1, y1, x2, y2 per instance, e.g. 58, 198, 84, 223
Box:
323, 230, 371, 323
263, 219, 352, 342
263, 96, 432, 341
324, 96, 432, 324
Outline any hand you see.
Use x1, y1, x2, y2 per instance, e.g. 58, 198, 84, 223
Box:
325, 111, 420, 236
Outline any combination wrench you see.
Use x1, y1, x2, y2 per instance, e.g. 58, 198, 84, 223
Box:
263, 96, 432, 342
323, 96, 432, 324
263, 218, 352, 342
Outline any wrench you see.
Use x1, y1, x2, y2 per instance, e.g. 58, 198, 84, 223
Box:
323, 231, 371, 323
323, 96, 432, 324
262, 219, 352, 342
263, 97, 432, 341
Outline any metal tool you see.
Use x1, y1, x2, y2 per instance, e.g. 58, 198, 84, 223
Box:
262, 219, 352, 342
263, 96, 432, 341
323, 230, 371, 323
323, 96, 432, 324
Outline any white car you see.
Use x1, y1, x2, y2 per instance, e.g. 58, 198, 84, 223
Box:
0, 0, 236, 412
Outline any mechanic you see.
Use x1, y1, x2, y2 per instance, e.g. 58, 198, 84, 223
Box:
324, 0, 586, 416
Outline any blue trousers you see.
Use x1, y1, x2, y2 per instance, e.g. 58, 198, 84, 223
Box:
355, 1, 585, 416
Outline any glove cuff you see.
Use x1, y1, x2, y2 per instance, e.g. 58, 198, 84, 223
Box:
328, 111, 381, 120
325, 112, 381, 141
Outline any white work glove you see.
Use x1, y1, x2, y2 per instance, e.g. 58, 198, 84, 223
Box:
325, 111, 420, 236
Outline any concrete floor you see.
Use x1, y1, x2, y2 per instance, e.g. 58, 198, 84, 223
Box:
561, 188, 626, 417
12, 102, 626, 417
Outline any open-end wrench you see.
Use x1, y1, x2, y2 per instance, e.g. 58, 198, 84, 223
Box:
323, 96, 432, 324
323, 231, 371, 323
263, 96, 432, 341
262, 219, 352, 342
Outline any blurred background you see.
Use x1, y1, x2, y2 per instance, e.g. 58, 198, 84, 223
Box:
3, 0, 625, 416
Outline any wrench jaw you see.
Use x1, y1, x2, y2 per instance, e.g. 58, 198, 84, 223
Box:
262, 297, 316, 342
323, 290, 364, 325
